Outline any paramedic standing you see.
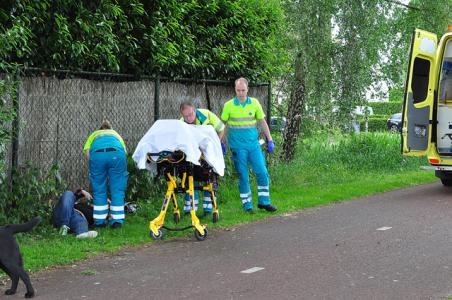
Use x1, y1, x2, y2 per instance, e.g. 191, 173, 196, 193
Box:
180, 101, 225, 215
84, 120, 128, 228
221, 77, 277, 213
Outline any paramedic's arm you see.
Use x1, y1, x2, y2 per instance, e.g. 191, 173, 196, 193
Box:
83, 132, 95, 160
258, 119, 273, 142
218, 129, 225, 140
221, 126, 228, 145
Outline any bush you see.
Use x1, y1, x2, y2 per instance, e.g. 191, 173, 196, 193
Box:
369, 102, 402, 116
0, 164, 65, 224
126, 155, 165, 204
358, 116, 387, 132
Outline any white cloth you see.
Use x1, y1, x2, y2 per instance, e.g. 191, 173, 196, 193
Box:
132, 120, 225, 176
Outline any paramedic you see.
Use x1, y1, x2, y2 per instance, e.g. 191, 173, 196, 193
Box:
180, 101, 225, 215
84, 120, 128, 229
221, 77, 277, 213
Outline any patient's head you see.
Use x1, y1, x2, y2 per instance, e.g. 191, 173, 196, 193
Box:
180, 101, 196, 124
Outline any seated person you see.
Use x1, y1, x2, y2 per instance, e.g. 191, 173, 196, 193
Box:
52, 189, 98, 239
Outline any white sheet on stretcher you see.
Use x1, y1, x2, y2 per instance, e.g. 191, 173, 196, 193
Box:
132, 120, 225, 176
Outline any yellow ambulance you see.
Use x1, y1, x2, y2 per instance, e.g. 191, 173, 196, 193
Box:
402, 27, 452, 186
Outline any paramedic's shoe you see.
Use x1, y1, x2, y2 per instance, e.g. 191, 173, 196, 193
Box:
76, 231, 98, 239
111, 222, 122, 229
245, 208, 255, 214
258, 204, 277, 212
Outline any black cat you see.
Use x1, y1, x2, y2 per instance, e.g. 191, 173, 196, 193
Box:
0, 217, 41, 298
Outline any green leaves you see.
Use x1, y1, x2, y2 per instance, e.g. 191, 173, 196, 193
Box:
0, 163, 65, 224
0, 0, 286, 80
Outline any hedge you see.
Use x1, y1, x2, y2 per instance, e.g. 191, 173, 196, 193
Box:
358, 116, 387, 132
369, 102, 402, 116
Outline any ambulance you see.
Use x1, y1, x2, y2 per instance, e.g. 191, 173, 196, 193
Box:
402, 27, 452, 186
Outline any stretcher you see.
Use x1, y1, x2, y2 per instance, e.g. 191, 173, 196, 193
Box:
132, 120, 224, 241
147, 150, 219, 241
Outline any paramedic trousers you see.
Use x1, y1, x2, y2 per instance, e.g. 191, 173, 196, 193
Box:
52, 191, 88, 235
231, 143, 270, 210
89, 149, 128, 225
184, 182, 213, 213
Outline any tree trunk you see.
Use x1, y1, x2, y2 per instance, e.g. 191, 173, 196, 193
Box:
281, 53, 305, 161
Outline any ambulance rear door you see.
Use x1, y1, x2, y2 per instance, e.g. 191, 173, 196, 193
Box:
402, 29, 437, 156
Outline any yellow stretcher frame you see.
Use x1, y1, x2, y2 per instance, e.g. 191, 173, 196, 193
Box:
148, 152, 219, 241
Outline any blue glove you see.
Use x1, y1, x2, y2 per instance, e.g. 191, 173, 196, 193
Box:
221, 142, 227, 155
267, 140, 275, 153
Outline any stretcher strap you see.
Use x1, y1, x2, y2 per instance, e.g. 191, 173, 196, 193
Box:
147, 151, 186, 164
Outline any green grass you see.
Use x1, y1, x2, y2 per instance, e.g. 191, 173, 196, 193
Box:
10, 132, 438, 275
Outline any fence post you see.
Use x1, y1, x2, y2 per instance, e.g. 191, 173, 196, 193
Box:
267, 81, 272, 126
154, 75, 160, 122
205, 81, 212, 111
9, 73, 20, 191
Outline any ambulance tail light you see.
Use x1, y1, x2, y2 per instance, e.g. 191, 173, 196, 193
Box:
429, 158, 440, 164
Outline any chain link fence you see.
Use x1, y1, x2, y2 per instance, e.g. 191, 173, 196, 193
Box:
8, 70, 270, 189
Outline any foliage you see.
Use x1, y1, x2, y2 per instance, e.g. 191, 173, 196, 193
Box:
0, 0, 287, 81
358, 116, 388, 132
282, 0, 452, 139
369, 102, 402, 116
0, 74, 17, 172
0, 164, 65, 224
382, 0, 452, 91
125, 155, 165, 203
388, 87, 404, 102
283, 0, 397, 136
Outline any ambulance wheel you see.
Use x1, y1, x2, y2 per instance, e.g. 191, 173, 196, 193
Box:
390, 124, 399, 133
150, 229, 164, 239
194, 228, 208, 241
173, 213, 180, 224
212, 212, 219, 223
440, 178, 452, 187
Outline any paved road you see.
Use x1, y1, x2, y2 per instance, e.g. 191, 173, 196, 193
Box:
4, 183, 452, 299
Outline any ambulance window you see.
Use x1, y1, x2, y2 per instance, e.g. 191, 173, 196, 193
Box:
440, 40, 452, 103
411, 57, 430, 103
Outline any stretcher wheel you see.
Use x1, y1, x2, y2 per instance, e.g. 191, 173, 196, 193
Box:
212, 212, 219, 223
194, 228, 208, 241
150, 229, 164, 240
173, 213, 180, 224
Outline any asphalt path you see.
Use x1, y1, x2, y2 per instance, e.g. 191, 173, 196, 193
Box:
4, 182, 452, 299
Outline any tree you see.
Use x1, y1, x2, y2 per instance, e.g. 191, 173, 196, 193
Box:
0, 0, 287, 81
382, 0, 452, 90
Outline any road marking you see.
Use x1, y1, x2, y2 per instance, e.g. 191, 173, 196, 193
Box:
377, 226, 392, 231
241, 267, 265, 274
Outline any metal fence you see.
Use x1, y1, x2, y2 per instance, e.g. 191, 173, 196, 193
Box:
9, 69, 271, 188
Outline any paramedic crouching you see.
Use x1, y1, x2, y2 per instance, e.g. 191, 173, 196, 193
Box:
84, 120, 128, 229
